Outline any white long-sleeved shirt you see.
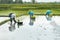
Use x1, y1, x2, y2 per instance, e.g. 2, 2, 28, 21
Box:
10, 14, 16, 18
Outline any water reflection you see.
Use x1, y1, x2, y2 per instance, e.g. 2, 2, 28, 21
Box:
50, 21, 58, 27
50, 21, 60, 40
46, 16, 52, 21
29, 20, 34, 26
9, 23, 16, 32
50, 21, 60, 31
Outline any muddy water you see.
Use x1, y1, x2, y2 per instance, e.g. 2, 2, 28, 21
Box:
0, 16, 60, 40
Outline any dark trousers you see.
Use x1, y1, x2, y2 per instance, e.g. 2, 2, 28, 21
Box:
10, 18, 16, 25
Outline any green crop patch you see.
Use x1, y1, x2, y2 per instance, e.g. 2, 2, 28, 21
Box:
0, 19, 9, 26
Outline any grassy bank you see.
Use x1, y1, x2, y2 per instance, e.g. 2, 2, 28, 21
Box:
0, 9, 60, 16
0, 4, 60, 16
0, 19, 9, 26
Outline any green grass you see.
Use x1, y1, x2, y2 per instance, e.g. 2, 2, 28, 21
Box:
0, 4, 60, 16
0, 10, 28, 16
0, 19, 9, 26
0, 4, 60, 25
0, 9, 60, 16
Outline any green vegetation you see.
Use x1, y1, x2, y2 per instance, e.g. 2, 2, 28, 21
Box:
0, 4, 60, 16
0, 9, 60, 16
0, 4, 60, 25
0, 19, 9, 25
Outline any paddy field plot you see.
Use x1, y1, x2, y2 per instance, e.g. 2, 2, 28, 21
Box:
0, 16, 60, 40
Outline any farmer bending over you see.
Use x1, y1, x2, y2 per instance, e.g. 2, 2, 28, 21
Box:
46, 10, 52, 20
9, 13, 16, 25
